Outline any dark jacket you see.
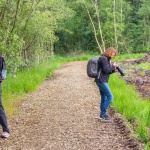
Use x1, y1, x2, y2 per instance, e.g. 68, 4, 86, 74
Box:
95, 55, 115, 83
0, 55, 6, 82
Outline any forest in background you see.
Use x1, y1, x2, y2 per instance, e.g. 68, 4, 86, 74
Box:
0, 0, 150, 75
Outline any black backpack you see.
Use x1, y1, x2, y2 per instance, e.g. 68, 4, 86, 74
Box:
87, 57, 101, 78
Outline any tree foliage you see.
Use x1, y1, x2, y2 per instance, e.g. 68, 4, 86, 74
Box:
55, 0, 150, 54
0, 0, 149, 74
0, 0, 73, 74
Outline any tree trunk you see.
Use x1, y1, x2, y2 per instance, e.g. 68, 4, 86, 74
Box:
113, 0, 118, 50
92, 0, 105, 52
83, 0, 103, 54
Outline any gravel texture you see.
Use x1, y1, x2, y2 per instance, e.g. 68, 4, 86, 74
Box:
0, 61, 143, 150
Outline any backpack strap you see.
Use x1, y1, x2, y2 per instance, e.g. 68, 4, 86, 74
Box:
97, 57, 102, 80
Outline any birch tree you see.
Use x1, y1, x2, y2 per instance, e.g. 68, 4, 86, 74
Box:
92, 0, 105, 52
83, 0, 103, 53
113, 0, 118, 49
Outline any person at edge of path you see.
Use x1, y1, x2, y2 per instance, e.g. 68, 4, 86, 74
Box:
0, 55, 10, 138
95, 47, 119, 122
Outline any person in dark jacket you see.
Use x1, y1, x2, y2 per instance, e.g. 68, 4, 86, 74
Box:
0, 55, 10, 138
95, 47, 118, 122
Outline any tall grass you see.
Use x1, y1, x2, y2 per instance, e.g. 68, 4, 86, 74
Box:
109, 74, 150, 148
114, 53, 145, 62
137, 62, 150, 70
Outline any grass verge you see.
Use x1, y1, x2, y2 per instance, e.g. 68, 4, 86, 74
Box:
109, 74, 150, 149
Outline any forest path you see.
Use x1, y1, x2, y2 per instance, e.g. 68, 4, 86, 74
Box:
0, 61, 143, 150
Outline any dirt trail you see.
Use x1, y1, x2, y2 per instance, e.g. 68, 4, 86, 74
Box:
0, 61, 143, 150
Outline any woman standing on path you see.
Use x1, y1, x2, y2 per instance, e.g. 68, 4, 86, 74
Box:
95, 47, 118, 122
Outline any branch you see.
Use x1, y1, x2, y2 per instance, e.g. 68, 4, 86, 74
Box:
10, 0, 21, 33
23, 35, 38, 52
92, 0, 105, 52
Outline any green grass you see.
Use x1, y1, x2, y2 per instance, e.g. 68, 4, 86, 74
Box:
137, 62, 150, 70
109, 74, 150, 148
114, 53, 145, 62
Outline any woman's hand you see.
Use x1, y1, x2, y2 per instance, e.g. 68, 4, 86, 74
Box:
113, 62, 119, 67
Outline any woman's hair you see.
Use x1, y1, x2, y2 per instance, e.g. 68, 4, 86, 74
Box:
103, 47, 117, 59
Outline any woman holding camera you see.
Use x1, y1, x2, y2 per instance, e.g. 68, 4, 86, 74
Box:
95, 47, 118, 122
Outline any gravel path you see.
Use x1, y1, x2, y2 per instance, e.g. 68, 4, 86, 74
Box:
0, 61, 143, 150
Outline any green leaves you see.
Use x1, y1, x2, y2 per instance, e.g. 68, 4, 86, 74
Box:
0, 0, 150, 75
0, 0, 73, 75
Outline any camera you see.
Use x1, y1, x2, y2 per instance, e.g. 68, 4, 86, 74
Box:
116, 66, 125, 76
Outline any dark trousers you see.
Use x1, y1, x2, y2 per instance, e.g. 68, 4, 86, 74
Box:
0, 83, 9, 133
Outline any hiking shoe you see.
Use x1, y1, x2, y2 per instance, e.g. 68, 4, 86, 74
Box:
100, 114, 112, 122
1, 132, 10, 138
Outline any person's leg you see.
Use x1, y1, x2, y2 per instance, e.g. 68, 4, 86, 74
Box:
96, 82, 113, 116
100, 90, 107, 115
0, 83, 9, 134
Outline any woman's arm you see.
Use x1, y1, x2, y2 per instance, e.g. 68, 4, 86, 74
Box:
101, 57, 115, 74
